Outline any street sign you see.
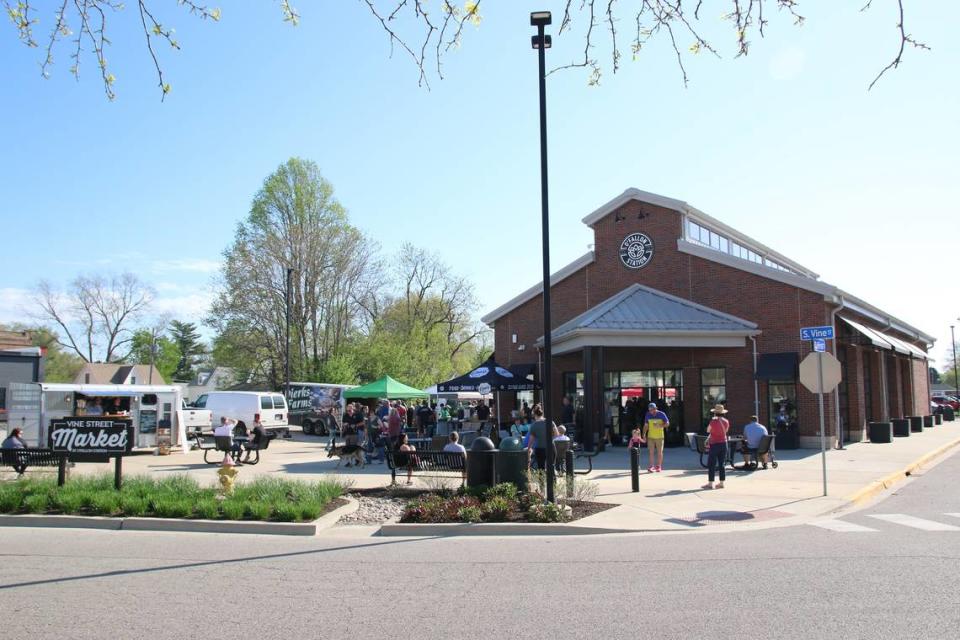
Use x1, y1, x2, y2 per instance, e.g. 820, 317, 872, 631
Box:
800, 325, 835, 341
799, 350, 842, 498
799, 351, 842, 393
813, 338, 827, 352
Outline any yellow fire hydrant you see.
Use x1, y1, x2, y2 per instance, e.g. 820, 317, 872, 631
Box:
217, 463, 239, 494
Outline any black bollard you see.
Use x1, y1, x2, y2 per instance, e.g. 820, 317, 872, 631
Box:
565, 448, 575, 498
630, 446, 640, 492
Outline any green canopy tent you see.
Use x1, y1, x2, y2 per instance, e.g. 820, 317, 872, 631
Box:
343, 375, 430, 400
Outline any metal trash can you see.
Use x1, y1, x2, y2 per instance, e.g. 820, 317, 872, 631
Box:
466, 437, 497, 488
496, 437, 529, 492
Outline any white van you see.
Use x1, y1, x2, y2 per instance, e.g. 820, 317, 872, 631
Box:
191, 391, 289, 432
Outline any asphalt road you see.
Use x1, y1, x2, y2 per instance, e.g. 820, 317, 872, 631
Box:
2, 449, 959, 640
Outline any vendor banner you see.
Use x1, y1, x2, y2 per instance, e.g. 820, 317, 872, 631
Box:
48, 417, 134, 454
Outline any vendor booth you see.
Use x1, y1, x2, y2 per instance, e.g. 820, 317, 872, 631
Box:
5, 382, 191, 453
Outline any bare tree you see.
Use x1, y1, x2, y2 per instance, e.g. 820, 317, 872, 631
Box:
4, 1, 926, 99
32, 272, 155, 362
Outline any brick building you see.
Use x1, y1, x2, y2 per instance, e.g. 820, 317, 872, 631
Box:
482, 189, 933, 449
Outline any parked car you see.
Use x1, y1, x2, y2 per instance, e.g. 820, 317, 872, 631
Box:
180, 399, 213, 433
931, 395, 960, 410
191, 391, 289, 432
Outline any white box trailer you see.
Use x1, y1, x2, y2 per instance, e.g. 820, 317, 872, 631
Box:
5, 382, 192, 454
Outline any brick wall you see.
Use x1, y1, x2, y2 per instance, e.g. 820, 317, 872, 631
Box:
491, 197, 926, 445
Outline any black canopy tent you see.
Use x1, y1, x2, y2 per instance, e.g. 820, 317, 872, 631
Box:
436, 357, 540, 393
436, 358, 540, 426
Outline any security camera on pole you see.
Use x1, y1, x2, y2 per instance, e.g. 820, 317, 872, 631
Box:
799, 325, 843, 497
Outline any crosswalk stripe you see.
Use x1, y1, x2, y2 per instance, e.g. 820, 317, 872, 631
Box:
808, 520, 878, 533
867, 514, 960, 531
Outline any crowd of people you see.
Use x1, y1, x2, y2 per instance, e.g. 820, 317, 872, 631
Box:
328, 398, 577, 474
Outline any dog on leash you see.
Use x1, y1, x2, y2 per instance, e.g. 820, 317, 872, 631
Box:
327, 443, 365, 469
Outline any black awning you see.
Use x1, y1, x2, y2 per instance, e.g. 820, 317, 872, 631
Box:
756, 352, 798, 381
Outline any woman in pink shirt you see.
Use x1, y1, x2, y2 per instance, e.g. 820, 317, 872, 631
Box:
703, 404, 730, 489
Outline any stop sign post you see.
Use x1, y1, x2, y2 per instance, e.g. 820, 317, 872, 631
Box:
799, 327, 843, 497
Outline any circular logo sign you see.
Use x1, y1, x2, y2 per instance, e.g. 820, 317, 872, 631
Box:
478, 382, 492, 395
619, 233, 655, 269
468, 366, 489, 379
495, 367, 514, 378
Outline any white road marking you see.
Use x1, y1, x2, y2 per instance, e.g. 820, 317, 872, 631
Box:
944, 513, 960, 520
808, 520, 879, 532
867, 514, 960, 531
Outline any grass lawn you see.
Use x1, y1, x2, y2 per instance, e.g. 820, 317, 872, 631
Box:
0, 474, 345, 523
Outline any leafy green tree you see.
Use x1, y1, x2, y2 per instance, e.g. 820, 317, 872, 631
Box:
126, 330, 180, 383
207, 158, 379, 388
168, 320, 206, 381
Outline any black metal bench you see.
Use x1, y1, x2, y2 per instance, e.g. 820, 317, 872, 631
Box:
194, 434, 238, 464
239, 434, 275, 465
384, 448, 466, 485
695, 436, 738, 470
1, 448, 68, 484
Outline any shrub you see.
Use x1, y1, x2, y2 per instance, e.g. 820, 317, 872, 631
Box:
458, 505, 483, 523
484, 483, 518, 502
193, 498, 219, 520
299, 503, 322, 521
121, 495, 149, 517
90, 493, 121, 516
0, 484, 24, 512
152, 497, 192, 519
220, 499, 246, 520
272, 503, 301, 522
482, 496, 513, 522
528, 502, 566, 523
22, 493, 50, 514
245, 501, 273, 521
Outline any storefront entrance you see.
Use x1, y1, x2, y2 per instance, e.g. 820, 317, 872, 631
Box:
605, 370, 685, 446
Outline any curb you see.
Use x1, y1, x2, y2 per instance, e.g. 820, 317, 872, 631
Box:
0, 497, 360, 537
845, 433, 960, 507
123, 516, 318, 536
0, 514, 122, 530
314, 496, 359, 532
378, 522, 634, 537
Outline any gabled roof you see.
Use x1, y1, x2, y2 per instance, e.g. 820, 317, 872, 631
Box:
535, 283, 759, 354
480, 251, 594, 325
74, 363, 166, 385
484, 188, 934, 345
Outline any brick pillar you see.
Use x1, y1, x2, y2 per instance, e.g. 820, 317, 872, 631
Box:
846, 345, 866, 441
889, 354, 903, 418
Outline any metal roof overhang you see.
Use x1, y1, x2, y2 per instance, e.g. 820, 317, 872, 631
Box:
839, 316, 925, 358
540, 329, 758, 355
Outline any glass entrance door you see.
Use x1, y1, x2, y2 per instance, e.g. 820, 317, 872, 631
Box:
617, 370, 685, 446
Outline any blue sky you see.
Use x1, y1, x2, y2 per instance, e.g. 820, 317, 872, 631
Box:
1, 2, 957, 369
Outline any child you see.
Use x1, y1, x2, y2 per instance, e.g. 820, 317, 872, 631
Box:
626, 428, 644, 449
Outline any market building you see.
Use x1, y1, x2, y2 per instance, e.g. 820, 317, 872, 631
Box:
483, 188, 933, 449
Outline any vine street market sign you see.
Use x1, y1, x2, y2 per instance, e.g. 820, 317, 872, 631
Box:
48, 418, 134, 454
619, 233, 655, 270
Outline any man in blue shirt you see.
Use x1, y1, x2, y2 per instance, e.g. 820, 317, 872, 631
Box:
641, 402, 670, 472
741, 415, 769, 469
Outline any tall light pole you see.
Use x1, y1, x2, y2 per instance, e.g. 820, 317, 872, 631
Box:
951, 324, 958, 398
285, 267, 295, 397
531, 10, 555, 503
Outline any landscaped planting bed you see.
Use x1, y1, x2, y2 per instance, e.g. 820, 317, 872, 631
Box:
400, 479, 613, 524
0, 474, 345, 523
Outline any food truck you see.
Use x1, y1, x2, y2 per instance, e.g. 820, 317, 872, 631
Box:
4, 382, 198, 453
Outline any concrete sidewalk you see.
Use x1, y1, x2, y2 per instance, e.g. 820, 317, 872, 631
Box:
50, 422, 960, 533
